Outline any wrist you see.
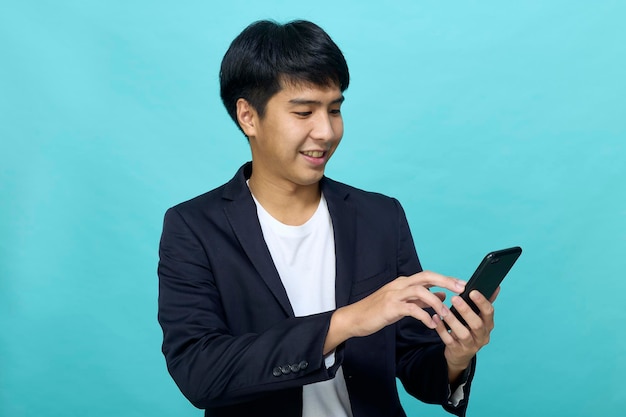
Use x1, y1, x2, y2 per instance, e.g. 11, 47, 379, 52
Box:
446, 356, 473, 385
323, 306, 353, 355
447, 362, 469, 374
445, 349, 473, 370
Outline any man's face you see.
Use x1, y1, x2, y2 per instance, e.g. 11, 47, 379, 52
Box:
240, 82, 344, 190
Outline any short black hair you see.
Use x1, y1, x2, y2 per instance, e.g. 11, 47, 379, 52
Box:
219, 20, 350, 129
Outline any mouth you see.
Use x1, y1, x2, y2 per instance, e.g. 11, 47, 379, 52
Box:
300, 150, 326, 158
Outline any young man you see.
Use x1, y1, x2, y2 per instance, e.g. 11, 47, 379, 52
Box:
158, 20, 497, 417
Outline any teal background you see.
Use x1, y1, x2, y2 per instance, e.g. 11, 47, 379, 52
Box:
1, 1, 624, 416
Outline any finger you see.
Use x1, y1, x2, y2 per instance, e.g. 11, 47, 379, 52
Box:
440, 309, 471, 340
469, 290, 495, 330
445, 296, 477, 339
433, 291, 446, 302
432, 314, 456, 344
404, 302, 437, 329
405, 270, 466, 293
489, 286, 501, 303
454, 294, 488, 335
402, 285, 449, 317
469, 291, 494, 317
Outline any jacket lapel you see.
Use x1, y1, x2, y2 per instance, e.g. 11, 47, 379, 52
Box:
321, 177, 357, 308
221, 164, 357, 315
222, 163, 295, 317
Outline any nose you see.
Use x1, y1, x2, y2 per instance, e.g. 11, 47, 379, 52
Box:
310, 112, 340, 142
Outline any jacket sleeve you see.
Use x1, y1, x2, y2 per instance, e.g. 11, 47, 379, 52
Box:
392, 199, 475, 417
157, 207, 343, 409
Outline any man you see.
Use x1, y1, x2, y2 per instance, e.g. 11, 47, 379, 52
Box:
158, 20, 496, 417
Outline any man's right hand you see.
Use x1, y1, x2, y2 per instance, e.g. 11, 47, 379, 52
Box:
323, 271, 466, 354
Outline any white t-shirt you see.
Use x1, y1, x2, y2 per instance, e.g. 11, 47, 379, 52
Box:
252, 193, 353, 417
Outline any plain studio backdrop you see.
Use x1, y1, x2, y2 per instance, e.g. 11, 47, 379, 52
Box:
1, 1, 624, 416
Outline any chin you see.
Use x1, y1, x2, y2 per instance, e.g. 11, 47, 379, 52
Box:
290, 164, 328, 186
297, 173, 325, 186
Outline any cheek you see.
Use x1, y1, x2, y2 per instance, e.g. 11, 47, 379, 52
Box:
330, 129, 343, 155
332, 118, 344, 139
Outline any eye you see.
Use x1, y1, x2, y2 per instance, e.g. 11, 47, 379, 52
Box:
329, 109, 342, 115
294, 111, 312, 117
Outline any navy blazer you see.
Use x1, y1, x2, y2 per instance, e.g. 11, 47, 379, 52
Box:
158, 162, 474, 417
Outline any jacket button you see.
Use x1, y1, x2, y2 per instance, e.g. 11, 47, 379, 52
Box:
272, 367, 282, 377
298, 361, 308, 370
280, 365, 291, 375
290, 363, 300, 373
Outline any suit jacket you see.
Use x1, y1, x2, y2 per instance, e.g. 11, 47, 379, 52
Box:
158, 162, 474, 417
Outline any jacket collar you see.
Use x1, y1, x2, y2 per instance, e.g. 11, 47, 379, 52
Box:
222, 162, 356, 316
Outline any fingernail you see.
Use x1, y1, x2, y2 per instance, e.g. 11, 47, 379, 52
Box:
456, 280, 466, 290
452, 296, 462, 306
440, 305, 449, 317
469, 290, 480, 300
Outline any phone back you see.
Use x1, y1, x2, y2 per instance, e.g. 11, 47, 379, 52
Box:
467, 246, 522, 300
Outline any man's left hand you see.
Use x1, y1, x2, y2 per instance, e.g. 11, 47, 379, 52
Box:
432, 287, 500, 383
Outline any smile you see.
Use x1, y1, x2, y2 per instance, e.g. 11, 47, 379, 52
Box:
301, 150, 325, 158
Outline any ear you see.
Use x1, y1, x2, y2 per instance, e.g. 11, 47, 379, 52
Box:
236, 98, 258, 138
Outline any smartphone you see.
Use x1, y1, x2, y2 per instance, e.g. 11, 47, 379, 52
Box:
447, 246, 522, 328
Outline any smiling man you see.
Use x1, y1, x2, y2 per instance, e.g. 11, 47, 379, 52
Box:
158, 20, 496, 417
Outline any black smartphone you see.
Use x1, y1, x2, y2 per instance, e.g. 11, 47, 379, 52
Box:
447, 246, 522, 328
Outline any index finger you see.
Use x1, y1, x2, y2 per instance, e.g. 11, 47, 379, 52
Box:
405, 270, 466, 293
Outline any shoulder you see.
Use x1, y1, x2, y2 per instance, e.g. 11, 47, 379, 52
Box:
159, 185, 230, 238
321, 176, 401, 211
168, 184, 227, 216
165, 162, 250, 220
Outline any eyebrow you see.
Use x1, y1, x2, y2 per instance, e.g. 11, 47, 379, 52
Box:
288, 96, 345, 106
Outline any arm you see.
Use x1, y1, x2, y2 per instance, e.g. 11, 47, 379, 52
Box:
390, 200, 474, 412
158, 208, 342, 409
391, 201, 498, 415
322, 199, 475, 412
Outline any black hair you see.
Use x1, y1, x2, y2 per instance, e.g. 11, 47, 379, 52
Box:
219, 20, 350, 129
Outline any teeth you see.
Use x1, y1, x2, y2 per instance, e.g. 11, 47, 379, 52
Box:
303, 151, 324, 158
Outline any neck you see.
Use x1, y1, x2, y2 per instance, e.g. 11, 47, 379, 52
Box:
248, 174, 322, 226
